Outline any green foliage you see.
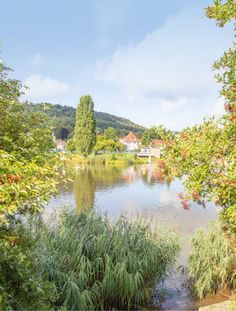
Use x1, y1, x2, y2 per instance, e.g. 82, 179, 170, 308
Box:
93, 135, 124, 153
0, 62, 65, 224
141, 125, 173, 146
67, 137, 76, 152
0, 226, 55, 310
104, 127, 118, 140
27, 102, 146, 139
0, 72, 54, 156
0, 60, 66, 309
163, 117, 236, 209
34, 210, 180, 310
0, 63, 22, 101
0, 151, 64, 223
213, 46, 236, 111
206, 0, 236, 27
206, 0, 236, 113
188, 222, 236, 299
162, 0, 236, 232
27, 103, 76, 139
87, 153, 147, 166
221, 203, 236, 234
75, 95, 96, 156
95, 111, 145, 137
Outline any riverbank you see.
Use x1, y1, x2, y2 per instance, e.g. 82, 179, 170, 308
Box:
65, 153, 149, 167
46, 163, 220, 309
199, 299, 236, 311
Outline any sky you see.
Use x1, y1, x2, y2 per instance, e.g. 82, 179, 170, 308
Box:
0, 0, 233, 130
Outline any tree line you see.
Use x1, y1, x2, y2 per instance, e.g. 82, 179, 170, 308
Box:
27, 102, 146, 140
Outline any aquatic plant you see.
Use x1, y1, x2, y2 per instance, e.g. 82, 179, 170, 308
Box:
188, 222, 236, 299
34, 210, 180, 310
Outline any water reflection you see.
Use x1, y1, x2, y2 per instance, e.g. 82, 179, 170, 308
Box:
74, 168, 96, 211
72, 164, 217, 238
46, 164, 219, 310
47, 164, 217, 241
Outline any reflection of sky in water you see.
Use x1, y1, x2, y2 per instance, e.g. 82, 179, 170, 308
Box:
46, 164, 218, 264
45, 165, 220, 308
94, 177, 217, 237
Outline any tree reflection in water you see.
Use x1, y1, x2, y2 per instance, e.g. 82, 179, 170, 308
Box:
73, 165, 126, 212
73, 164, 174, 213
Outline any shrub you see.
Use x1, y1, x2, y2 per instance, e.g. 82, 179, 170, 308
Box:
93, 135, 124, 153
34, 210, 180, 310
221, 204, 236, 235
188, 222, 236, 299
0, 227, 55, 310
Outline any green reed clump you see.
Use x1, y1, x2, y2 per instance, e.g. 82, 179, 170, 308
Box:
33, 211, 180, 310
188, 222, 236, 299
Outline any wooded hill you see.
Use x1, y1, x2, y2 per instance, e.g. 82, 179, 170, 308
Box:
27, 103, 146, 140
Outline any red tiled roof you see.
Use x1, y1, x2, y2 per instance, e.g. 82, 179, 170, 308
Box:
120, 132, 140, 143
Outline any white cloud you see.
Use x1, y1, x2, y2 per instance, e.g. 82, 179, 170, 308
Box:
211, 97, 225, 116
23, 74, 70, 100
93, 7, 231, 126
161, 97, 189, 113
96, 10, 217, 99
29, 53, 43, 68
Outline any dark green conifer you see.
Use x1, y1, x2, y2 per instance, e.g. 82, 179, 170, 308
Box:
75, 95, 96, 156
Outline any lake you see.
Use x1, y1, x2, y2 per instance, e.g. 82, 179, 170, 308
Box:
46, 164, 220, 310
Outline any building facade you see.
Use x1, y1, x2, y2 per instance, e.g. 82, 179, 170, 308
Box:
119, 132, 141, 151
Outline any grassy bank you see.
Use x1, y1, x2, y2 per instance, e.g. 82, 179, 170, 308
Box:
87, 153, 148, 165
32, 210, 180, 310
66, 153, 148, 167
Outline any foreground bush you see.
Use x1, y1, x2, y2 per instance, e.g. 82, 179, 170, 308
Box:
0, 58, 65, 310
0, 227, 55, 310
34, 211, 180, 310
188, 222, 236, 299
221, 203, 236, 235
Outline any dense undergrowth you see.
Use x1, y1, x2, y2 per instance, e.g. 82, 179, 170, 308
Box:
188, 222, 236, 299
32, 210, 180, 310
0, 210, 180, 310
0, 226, 55, 310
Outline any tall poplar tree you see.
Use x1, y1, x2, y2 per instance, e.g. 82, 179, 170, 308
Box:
75, 95, 96, 156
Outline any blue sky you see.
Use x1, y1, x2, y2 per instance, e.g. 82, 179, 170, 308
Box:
0, 0, 233, 130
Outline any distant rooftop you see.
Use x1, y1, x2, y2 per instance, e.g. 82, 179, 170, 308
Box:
120, 132, 140, 143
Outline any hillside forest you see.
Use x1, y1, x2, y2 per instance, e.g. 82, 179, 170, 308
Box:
27, 102, 146, 140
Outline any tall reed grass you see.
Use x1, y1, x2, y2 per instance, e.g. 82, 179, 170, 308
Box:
188, 222, 236, 299
33, 210, 180, 310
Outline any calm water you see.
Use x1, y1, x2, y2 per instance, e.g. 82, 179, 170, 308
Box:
46, 164, 220, 310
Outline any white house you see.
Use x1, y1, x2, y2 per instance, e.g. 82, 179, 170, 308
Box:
119, 132, 141, 151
